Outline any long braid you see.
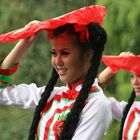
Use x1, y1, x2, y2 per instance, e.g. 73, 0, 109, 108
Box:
28, 68, 59, 140
60, 23, 107, 140
118, 89, 136, 140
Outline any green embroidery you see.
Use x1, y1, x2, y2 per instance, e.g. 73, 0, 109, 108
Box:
0, 74, 12, 82
0, 83, 8, 88
0, 74, 14, 88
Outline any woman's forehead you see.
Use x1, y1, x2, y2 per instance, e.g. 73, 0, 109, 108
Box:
51, 34, 78, 48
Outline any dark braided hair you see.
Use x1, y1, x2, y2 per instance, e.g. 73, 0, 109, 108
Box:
28, 23, 107, 140
118, 89, 136, 140
28, 68, 59, 139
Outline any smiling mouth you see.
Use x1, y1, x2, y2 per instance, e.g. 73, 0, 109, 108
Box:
134, 87, 140, 92
57, 69, 66, 75
135, 88, 140, 91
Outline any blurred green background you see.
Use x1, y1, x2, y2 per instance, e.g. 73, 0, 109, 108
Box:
0, 0, 140, 139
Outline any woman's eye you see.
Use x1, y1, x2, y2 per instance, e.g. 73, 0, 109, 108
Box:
61, 52, 69, 56
51, 51, 56, 56
130, 74, 134, 79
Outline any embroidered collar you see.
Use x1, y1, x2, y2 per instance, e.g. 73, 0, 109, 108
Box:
66, 78, 99, 91
66, 80, 85, 91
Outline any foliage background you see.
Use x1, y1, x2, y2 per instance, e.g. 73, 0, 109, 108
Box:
0, 0, 140, 139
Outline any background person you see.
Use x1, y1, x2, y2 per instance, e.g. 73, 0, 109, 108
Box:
101, 52, 140, 140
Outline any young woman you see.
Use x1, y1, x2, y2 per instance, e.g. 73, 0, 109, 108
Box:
101, 53, 140, 140
0, 5, 112, 140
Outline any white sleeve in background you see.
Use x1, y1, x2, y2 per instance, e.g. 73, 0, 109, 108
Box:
72, 96, 112, 140
0, 83, 45, 109
108, 97, 127, 121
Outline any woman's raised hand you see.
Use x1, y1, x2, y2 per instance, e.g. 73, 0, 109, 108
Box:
1, 20, 41, 69
119, 51, 135, 57
17, 20, 41, 48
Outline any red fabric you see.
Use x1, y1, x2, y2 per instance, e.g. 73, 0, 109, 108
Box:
0, 5, 106, 43
102, 56, 140, 75
0, 63, 19, 76
74, 24, 89, 42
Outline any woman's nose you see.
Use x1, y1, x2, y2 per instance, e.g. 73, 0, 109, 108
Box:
55, 55, 63, 66
133, 77, 139, 85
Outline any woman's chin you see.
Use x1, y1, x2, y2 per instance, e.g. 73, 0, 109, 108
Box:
59, 76, 67, 83
135, 91, 140, 98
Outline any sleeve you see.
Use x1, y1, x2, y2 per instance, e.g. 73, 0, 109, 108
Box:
0, 64, 62, 109
72, 97, 112, 140
0, 64, 18, 88
108, 97, 127, 121
0, 83, 45, 109
0, 64, 45, 109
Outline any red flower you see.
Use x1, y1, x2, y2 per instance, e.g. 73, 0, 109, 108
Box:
53, 119, 65, 139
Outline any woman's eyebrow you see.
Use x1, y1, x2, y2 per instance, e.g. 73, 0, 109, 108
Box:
51, 48, 70, 51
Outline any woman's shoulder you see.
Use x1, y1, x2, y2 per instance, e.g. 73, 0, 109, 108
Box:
131, 101, 140, 109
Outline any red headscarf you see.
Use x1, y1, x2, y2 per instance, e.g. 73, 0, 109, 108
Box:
0, 5, 106, 43
102, 55, 140, 75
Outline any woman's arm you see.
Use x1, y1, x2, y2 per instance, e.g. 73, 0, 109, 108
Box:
98, 66, 114, 84
98, 52, 134, 84
0, 83, 45, 109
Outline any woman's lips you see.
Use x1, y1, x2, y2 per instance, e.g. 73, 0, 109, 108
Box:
57, 68, 67, 75
134, 87, 140, 92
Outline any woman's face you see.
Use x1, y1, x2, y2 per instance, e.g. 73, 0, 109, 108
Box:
130, 73, 140, 97
51, 33, 92, 87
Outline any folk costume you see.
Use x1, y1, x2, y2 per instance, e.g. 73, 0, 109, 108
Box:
0, 5, 112, 140
102, 55, 140, 140
0, 75, 111, 139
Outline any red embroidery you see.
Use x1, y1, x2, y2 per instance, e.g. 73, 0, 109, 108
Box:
0, 63, 18, 76
123, 107, 140, 140
53, 119, 64, 140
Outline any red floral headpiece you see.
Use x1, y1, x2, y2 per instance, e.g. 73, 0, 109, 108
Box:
102, 55, 140, 75
0, 5, 106, 43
